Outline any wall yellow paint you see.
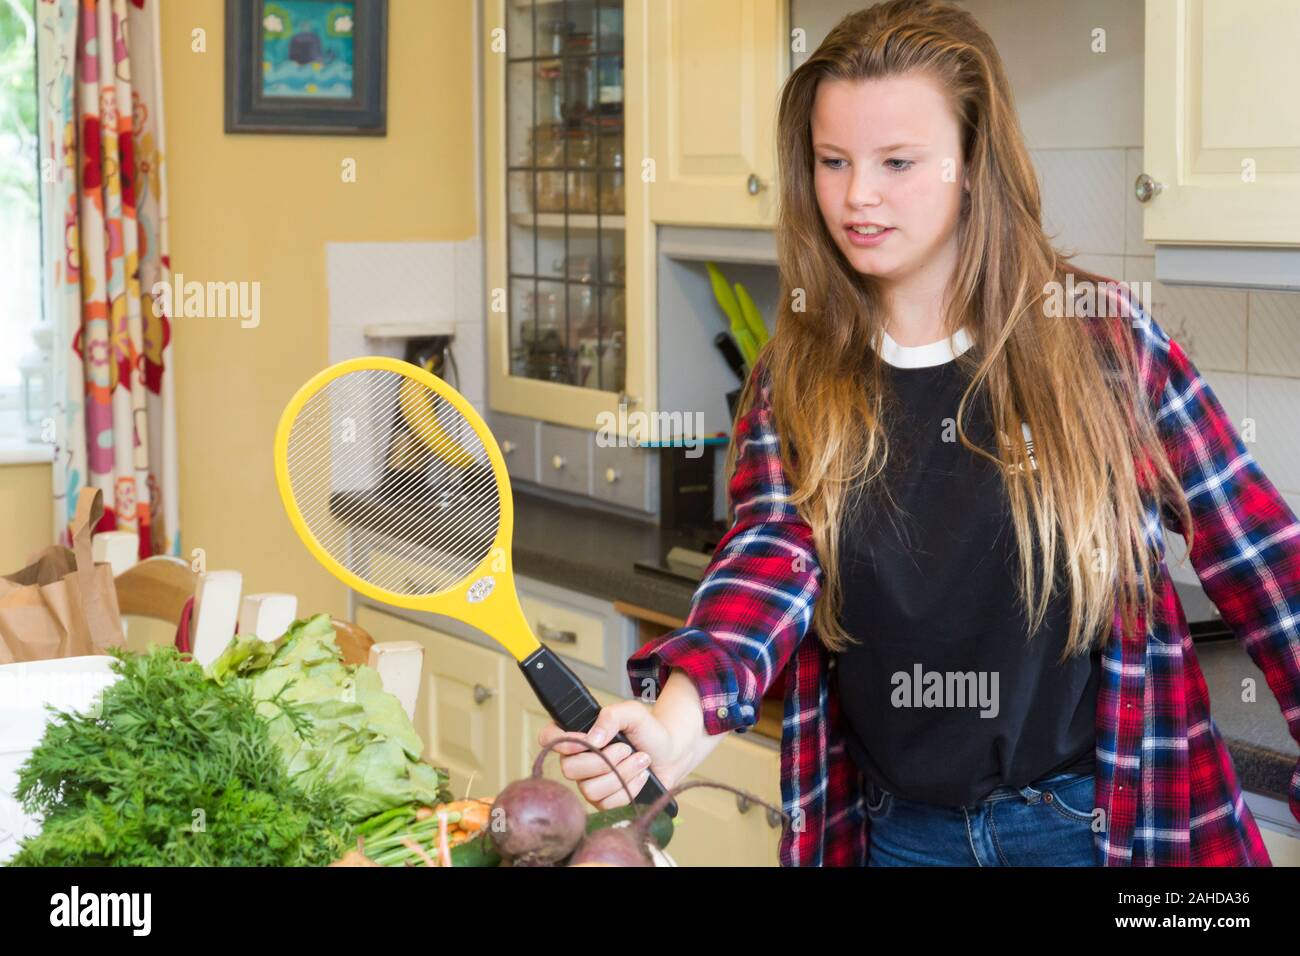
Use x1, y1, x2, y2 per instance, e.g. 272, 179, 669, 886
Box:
161, 0, 478, 619
0, 463, 53, 573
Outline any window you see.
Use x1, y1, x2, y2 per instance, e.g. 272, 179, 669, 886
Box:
0, 0, 44, 445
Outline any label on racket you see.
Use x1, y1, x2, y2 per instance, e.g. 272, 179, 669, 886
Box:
466, 576, 496, 603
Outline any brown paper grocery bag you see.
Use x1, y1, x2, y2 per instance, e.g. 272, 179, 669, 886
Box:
0, 488, 126, 664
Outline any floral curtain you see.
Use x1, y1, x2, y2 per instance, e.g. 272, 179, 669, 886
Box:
36, 0, 179, 556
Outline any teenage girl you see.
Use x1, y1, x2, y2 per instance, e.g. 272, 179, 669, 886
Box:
540, 0, 1300, 866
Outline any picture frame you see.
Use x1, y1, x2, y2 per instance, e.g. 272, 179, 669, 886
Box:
225, 0, 388, 136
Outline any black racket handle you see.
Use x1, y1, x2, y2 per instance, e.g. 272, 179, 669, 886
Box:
519, 646, 678, 817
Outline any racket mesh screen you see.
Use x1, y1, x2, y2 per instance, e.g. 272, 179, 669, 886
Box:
284, 369, 500, 597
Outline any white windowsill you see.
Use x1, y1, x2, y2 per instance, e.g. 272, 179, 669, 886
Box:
0, 409, 54, 466
0, 438, 54, 466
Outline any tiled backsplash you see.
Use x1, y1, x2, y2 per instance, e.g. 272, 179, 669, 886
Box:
325, 239, 486, 415
1032, 145, 1300, 581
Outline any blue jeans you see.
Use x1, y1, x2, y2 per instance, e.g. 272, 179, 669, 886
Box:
865, 770, 1101, 866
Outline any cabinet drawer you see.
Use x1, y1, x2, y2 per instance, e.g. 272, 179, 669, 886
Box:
517, 589, 606, 670
490, 413, 539, 484
538, 423, 590, 495
592, 442, 651, 512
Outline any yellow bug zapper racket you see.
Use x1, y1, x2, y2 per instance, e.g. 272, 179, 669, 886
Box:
274, 357, 675, 816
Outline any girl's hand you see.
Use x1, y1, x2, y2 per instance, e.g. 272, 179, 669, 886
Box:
537, 701, 680, 810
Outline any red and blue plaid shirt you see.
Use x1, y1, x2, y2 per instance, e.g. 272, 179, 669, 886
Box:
628, 289, 1300, 865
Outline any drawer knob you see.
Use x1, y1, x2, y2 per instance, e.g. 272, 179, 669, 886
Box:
604, 467, 620, 483
538, 622, 578, 645
734, 793, 781, 828
551, 454, 566, 470
473, 683, 495, 705
502, 439, 517, 455
747, 173, 767, 196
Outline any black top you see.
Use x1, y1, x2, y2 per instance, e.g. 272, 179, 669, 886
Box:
834, 331, 1101, 807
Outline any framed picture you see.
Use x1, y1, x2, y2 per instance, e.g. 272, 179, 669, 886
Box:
225, 0, 388, 135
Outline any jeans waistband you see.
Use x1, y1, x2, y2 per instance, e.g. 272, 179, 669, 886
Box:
979, 770, 1093, 805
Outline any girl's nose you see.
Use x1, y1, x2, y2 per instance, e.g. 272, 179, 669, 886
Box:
848, 171, 883, 208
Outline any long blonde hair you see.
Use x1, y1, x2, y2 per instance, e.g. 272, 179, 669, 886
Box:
725, 0, 1192, 659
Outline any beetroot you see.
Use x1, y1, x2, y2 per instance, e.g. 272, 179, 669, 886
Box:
567, 779, 790, 867
490, 734, 635, 866
490, 777, 587, 866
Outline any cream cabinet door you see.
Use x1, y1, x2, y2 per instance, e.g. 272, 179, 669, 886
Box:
647, 0, 789, 228
484, 0, 660, 429
670, 732, 783, 867
1144, 0, 1300, 244
355, 607, 508, 800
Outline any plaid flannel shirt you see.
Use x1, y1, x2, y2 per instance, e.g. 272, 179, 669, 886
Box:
628, 291, 1300, 866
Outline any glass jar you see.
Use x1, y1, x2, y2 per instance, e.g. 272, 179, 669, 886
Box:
601, 285, 627, 338
601, 153, 624, 214
565, 127, 598, 213
536, 168, 565, 212
533, 122, 564, 167
568, 284, 596, 349
521, 289, 570, 383
536, 59, 564, 127
597, 118, 623, 167
562, 34, 596, 122
539, 19, 571, 56
598, 54, 624, 113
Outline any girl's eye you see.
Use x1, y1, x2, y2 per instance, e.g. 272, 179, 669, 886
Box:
886, 158, 914, 172
819, 157, 846, 170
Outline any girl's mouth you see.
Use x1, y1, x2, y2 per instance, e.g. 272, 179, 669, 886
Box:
846, 225, 895, 247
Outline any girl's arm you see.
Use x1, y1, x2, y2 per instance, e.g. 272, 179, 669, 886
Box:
1148, 320, 1300, 823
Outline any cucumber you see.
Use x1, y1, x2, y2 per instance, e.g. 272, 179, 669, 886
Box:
585, 805, 675, 851
448, 831, 501, 867
448, 805, 675, 867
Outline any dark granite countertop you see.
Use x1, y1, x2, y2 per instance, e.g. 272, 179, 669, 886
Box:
511, 489, 1299, 802
512, 489, 700, 620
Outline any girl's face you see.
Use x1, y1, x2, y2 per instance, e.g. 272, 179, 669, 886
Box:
811, 73, 968, 286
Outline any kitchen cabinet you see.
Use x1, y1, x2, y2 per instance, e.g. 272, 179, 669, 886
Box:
490, 409, 659, 513
1142, 0, 1300, 244
484, 0, 659, 431
646, 0, 789, 229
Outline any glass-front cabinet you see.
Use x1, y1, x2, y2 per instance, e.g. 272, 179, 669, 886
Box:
485, 0, 656, 433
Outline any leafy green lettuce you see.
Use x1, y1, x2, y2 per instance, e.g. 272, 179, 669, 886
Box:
208, 614, 451, 821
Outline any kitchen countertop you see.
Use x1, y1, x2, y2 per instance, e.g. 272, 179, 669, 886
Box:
510, 488, 1299, 803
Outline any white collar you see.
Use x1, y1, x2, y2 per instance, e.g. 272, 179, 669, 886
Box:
871, 325, 975, 368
